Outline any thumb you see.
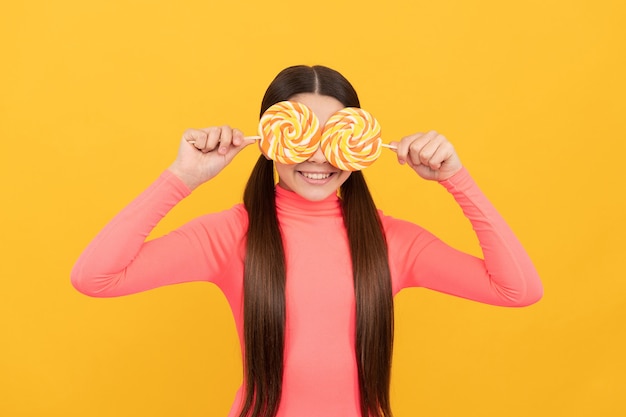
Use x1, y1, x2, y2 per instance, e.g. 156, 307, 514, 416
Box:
222, 136, 257, 162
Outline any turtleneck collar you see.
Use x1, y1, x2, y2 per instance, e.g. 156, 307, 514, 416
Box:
275, 184, 343, 217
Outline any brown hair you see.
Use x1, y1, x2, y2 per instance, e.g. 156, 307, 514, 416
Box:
241, 65, 394, 417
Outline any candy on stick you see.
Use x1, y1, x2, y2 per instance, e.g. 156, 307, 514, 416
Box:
257, 101, 322, 164
320, 108, 384, 171
186, 102, 395, 169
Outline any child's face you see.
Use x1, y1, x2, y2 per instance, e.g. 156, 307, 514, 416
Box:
274, 93, 352, 201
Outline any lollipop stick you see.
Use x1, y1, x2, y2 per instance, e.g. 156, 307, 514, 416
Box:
186, 135, 260, 145
187, 136, 397, 151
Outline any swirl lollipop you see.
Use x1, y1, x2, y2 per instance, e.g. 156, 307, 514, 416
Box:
258, 101, 322, 164
320, 108, 383, 171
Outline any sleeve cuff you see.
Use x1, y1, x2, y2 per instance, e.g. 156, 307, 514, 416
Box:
439, 167, 473, 192
161, 169, 193, 199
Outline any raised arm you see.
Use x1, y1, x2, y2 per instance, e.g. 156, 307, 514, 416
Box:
71, 126, 254, 296
387, 131, 543, 306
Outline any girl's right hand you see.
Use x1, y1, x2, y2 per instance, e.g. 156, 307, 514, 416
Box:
168, 126, 255, 190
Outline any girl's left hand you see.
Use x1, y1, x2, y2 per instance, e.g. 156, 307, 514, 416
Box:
391, 130, 463, 181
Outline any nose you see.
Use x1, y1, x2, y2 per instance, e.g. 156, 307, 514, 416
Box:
306, 146, 329, 164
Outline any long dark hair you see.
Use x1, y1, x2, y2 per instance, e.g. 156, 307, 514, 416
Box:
241, 65, 394, 417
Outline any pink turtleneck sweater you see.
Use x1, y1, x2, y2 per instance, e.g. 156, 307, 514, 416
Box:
71, 167, 542, 416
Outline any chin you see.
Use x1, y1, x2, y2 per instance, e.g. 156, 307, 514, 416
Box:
280, 176, 347, 201
296, 188, 338, 201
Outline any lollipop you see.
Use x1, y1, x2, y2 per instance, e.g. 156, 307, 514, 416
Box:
258, 101, 322, 164
320, 108, 383, 171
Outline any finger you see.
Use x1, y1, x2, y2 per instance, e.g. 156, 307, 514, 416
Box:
427, 139, 456, 170
398, 131, 433, 166
215, 125, 234, 155
409, 131, 444, 167
395, 132, 424, 165
220, 135, 257, 164
183, 129, 208, 150
232, 128, 244, 147
199, 127, 221, 153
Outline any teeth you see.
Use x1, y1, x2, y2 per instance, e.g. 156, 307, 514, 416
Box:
301, 172, 331, 180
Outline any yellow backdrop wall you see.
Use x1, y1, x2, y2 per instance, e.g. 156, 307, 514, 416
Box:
1, 0, 625, 416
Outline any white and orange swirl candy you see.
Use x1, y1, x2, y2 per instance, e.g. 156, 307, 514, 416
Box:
321, 108, 382, 171
258, 101, 322, 164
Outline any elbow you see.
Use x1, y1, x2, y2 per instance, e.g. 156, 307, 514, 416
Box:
70, 269, 94, 297
514, 288, 543, 307
521, 272, 544, 306
507, 279, 544, 307
526, 283, 544, 306
70, 265, 107, 298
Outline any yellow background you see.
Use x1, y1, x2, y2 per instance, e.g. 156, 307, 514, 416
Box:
1, 0, 624, 415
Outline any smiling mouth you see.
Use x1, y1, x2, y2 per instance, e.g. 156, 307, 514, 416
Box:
299, 171, 334, 180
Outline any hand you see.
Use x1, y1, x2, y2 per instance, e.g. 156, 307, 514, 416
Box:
391, 130, 462, 181
168, 126, 255, 190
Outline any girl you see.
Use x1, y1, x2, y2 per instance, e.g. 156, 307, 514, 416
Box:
71, 65, 543, 417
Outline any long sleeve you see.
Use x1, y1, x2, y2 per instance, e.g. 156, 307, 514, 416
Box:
70, 170, 248, 297
385, 167, 543, 307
